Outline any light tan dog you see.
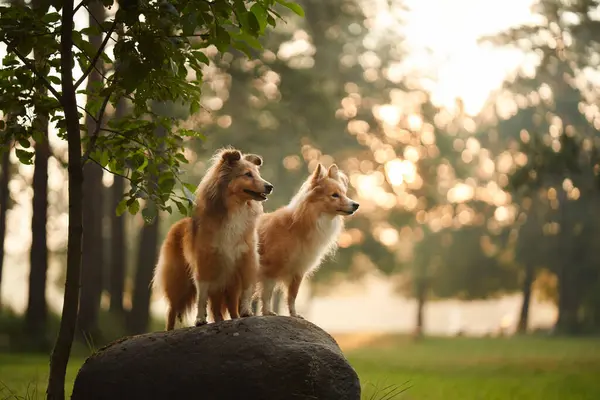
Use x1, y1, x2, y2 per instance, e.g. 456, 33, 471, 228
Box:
257, 163, 359, 318
152, 148, 273, 330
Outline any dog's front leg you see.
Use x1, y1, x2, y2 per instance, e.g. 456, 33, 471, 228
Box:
194, 280, 210, 326
287, 274, 304, 319
239, 283, 255, 318
260, 278, 277, 316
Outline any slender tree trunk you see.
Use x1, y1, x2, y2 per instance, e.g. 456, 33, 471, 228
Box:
0, 144, 10, 310
25, 15, 51, 336
554, 189, 582, 335
77, 160, 104, 337
109, 99, 127, 314
109, 175, 125, 313
128, 218, 159, 334
77, 0, 105, 339
414, 278, 426, 338
517, 262, 534, 334
25, 137, 50, 336
47, 0, 83, 397
556, 268, 581, 334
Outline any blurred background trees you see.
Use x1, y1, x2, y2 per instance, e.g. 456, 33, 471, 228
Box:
1, 0, 600, 354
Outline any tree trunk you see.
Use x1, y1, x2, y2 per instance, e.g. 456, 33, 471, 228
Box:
0, 144, 10, 310
414, 278, 426, 338
47, 0, 83, 397
77, 0, 105, 340
128, 218, 159, 334
109, 175, 125, 313
78, 161, 104, 338
554, 189, 582, 335
517, 262, 534, 334
25, 18, 51, 336
556, 266, 581, 335
108, 99, 127, 314
25, 137, 50, 337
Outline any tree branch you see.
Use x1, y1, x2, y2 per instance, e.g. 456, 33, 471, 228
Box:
74, 20, 117, 90
84, 5, 119, 43
4, 42, 62, 102
88, 156, 132, 182
72, 42, 110, 83
81, 90, 114, 164
88, 156, 153, 201
100, 127, 149, 148
73, 0, 86, 14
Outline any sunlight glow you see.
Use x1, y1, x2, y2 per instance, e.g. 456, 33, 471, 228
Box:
385, 158, 416, 186
365, 0, 537, 115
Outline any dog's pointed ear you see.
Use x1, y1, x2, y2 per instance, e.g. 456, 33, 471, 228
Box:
221, 149, 242, 164
338, 170, 349, 190
327, 164, 340, 180
311, 163, 326, 184
244, 154, 263, 166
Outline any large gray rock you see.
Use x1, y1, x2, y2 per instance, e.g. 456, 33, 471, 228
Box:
71, 316, 361, 400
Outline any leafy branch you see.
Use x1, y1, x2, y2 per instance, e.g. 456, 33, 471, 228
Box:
74, 20, 117, 90
81, 89, 113, 163
3, 41, 61, 100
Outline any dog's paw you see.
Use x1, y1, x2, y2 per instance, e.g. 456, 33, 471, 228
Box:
195, 319, 207, 327
290, 313, 304, 319
262, 311, 277, 316
240, 311, 253, 318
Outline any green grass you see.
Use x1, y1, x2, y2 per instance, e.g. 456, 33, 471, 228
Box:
0, 336, 599, 399
0, 354, 84, 399
347, 335, 600, 400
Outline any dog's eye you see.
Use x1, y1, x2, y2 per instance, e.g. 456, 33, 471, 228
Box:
332, 193, 340, 198
245, 172, 253, 178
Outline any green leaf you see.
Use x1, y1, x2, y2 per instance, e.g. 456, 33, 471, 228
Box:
250, 4, 268, 33
246, 11, 261, 35
159, 176, 176, 194
48, 75, 61, 85
99, 150, 110, 167
0, 120, 5, 130
15, 149, 34, 165
137, 156, 148, 171
182, 12, 198, 36
175, 153, 189, 164
142, 204, 158, 223
42, 12, 61, 24
174, 199, 188, 216
193, 50, 210, 65
276, 0, 305, 17
190, 100, 200, 115
183, 184, 196, 204
215, 25, 231, 52
231, 31, 262, 51
128, 198, 140, 215
116, 198, 128, 216
19, 138, 30, 148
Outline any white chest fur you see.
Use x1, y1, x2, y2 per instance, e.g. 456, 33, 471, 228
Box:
291, 214, 343, 276
213, 204, 257, 270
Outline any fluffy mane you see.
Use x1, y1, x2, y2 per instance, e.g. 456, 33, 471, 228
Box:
194, 147, 241, 216
287, 177, 313, 210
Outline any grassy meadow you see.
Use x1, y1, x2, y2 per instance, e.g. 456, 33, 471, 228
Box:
0, 334, 599, 399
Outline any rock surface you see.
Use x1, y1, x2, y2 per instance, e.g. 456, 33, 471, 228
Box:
71, 316, 361, 400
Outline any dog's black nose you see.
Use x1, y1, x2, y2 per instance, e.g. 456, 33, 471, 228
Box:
352, 202, 359, 211
265, 184, 274, 194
